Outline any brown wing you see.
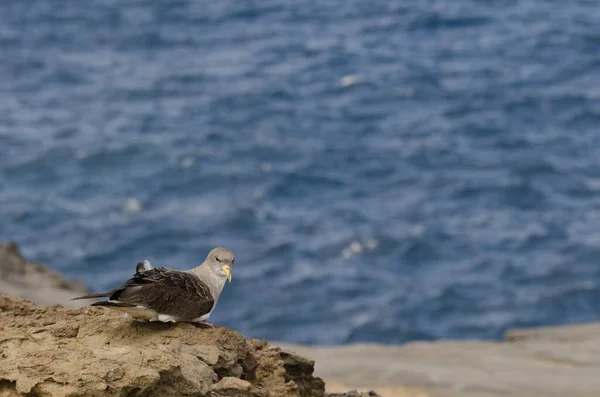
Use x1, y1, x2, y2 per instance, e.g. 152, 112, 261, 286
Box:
110, 267, 214, 320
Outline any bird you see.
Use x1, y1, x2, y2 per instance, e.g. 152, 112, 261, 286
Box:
136, 260, 153, 273
72, 247, 235, 328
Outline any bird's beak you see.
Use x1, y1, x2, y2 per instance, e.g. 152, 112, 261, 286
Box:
221, 265, 232, 283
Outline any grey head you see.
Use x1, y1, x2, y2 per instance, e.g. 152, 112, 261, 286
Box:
204, 247, 235, 283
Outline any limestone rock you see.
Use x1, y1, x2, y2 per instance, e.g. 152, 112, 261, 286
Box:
280, 327, 600, 397
0, 242, 90, 307
326, 392, 382, 397
0, 294, 329, 397
212, 377, 252, 397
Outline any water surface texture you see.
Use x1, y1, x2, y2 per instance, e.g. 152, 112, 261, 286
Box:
2, 0, 600, 344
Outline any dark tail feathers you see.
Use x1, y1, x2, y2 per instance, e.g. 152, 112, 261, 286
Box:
71, 291, 113, 301
91, 300, 136, 308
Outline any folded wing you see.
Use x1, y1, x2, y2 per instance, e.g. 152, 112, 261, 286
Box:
108, 267, 215, 320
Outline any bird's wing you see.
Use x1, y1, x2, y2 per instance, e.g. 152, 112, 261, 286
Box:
109, 267, 214, 320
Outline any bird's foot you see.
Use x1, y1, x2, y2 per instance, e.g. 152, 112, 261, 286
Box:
192, 320, 215, 329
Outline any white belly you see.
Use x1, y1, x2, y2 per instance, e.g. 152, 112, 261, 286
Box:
115, 302, 213, 323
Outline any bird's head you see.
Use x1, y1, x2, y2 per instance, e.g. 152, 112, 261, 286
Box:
207, 247, 235, 283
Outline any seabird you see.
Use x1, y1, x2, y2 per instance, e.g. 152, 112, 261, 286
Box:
136, 260, 153, 273
72, 247, 235, 327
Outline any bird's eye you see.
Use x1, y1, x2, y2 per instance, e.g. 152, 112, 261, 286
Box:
215, 257, 221, 262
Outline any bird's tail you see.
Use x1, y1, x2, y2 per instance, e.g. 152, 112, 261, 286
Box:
90, 300, 157, 320
71, 291, 114, 301
90, 300, 136, 308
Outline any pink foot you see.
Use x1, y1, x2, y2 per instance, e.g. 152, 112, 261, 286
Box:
192, 320, 215, 329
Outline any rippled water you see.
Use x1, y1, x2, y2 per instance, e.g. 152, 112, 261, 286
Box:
2, 0, 600, 344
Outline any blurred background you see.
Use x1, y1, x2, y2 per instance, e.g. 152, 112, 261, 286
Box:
1, 0, 600, 345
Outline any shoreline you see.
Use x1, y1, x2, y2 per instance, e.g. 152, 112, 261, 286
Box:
3, 241, 600, 396
0, 242, 91, 308
277, 320, 600, 396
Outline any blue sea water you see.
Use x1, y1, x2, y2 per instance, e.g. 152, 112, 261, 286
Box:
2, 0, 600, 345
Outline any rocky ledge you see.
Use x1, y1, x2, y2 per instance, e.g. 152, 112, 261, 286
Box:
7, 240, 600, 397
0, 242, 90, 308
0, 295, 378, 397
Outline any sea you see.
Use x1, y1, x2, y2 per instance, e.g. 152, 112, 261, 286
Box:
1, 0, 600, 345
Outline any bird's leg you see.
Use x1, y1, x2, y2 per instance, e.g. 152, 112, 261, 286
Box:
192, 320, 215, 329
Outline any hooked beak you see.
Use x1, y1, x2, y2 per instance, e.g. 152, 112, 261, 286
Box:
221, 265, 232, 283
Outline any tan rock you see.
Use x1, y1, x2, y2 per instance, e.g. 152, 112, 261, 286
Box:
212, 377, 252, 397
326, 392, 384, 397
279, 325, 600, 397
0, 294, 333, 397
0, 242, 90, 308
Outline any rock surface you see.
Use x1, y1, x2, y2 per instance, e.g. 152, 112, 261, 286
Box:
0, 294, 349, 397
280, 322, 600, 397
0, 242, 90, 308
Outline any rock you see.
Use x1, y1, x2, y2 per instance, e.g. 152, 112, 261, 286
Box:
0, 294, 333, 397
504, 321, 600, 343
249, 340, 324, 397
0, 242, 90, 308
279, 326, 600, 397
281, 350, 326, 396
326, 392, 382, 397
212, 377, 252, 397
